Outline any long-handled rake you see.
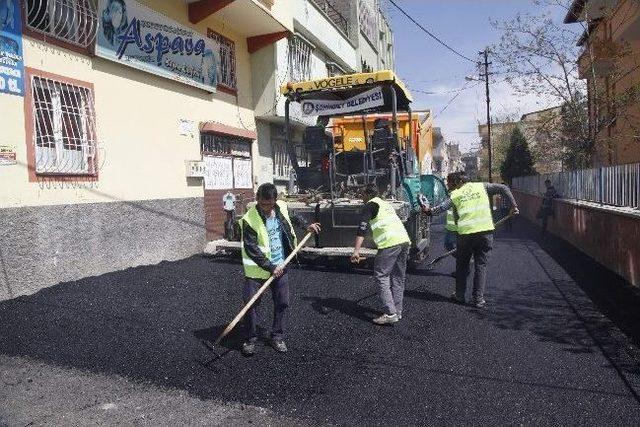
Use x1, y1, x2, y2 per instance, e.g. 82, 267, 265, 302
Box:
201, 232, 314, 354
425, 213, 515, 270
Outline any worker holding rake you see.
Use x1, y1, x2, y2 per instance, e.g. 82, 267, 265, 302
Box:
423, 174, 519, 308
240, 183, 321, 356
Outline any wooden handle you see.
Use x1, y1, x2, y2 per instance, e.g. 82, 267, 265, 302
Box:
213, 232, 314, 347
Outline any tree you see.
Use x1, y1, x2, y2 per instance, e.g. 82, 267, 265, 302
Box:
500, 128, 536, 184
490, 7, 592, 169
491, 1, 639, 169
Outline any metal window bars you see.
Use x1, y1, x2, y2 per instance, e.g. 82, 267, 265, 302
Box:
512, 163, 640, 210
272, 140, 307, 181
31, 75, 97, 175
24, 0, 97, 49
208, 31, 237, 90
288, 35, 312, 83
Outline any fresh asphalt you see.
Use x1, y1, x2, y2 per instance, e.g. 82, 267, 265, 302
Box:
1, 218, 640, 425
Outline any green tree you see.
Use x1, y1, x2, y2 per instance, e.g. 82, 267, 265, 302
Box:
500, 128, 536, 184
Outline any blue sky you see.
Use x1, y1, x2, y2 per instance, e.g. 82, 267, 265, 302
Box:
384, 0, 573, 152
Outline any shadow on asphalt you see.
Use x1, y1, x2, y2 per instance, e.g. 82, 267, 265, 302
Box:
503, 218, 640, 346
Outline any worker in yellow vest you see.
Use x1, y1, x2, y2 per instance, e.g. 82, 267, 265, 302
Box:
443, 172, 462, 277
423, 174, 519, 308
351, 183, 411, 325
240, 183, 321, 356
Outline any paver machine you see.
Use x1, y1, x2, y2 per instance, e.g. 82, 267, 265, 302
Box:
278, 70, 447, 266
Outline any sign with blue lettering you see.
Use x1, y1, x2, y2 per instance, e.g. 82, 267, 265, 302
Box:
96, 0, 219, 92
0, 0, 24, 96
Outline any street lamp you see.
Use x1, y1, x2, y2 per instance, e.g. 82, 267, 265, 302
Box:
465, 49, 492, 183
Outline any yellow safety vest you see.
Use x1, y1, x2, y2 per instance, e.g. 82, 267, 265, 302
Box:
450, 183, 494, 235
241, 200, 296, 279
369, 197, 411, 249
445, 209, 457, 232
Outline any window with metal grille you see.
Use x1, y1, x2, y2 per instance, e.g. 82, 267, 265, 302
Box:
272, 139, 308, 181
288, 35, 313, 82
30, 75, 97, 175
201, 133, 251, 157
24, 0, 98, 49
207, 30, 237, 91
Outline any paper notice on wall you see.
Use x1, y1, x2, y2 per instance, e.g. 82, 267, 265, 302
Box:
204, 156, 233, 189
233, 158, 252, 189
300, 87, 384, 117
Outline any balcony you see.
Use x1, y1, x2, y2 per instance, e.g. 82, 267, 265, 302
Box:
187, 0, 292, 37
309, 0, 349, 37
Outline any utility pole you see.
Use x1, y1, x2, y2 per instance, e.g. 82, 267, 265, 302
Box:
481, 48, 492, 183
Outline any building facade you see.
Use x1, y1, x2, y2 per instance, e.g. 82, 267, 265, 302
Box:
0, 0, 292, 299
0, 0, 396, 299
565, 0, 640, 166
251, 0, 396, 189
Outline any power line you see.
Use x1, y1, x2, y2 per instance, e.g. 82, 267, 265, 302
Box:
387, 0, 478, 64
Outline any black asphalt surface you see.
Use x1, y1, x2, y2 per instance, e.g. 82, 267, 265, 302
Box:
2, 218, 640, 425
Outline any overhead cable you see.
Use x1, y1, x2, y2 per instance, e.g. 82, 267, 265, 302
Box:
387, 0, 478, 64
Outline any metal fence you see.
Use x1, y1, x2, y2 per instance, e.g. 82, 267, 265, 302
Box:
512, 163, 640, 210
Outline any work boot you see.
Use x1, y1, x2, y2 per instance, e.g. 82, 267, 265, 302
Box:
241, 338, 258, 356
450, 293, 465, 304
271, 337, 288, 353
472, 299, 486, 309
372, 313, 399, 325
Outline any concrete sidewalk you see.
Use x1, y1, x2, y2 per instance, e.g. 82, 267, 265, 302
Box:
1, 217, 639, 425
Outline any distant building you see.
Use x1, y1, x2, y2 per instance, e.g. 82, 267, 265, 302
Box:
446, 143, 465, 174
461, 150, 480, 180
565, 0, 640, 166
431, 128, 448, 177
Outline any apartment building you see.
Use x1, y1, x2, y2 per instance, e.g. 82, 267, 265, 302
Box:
0, 0, 292, 298
565, 0, 640, 166
251, 0, 396, 188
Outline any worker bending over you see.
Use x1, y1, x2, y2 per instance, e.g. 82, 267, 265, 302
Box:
423, 175, 519, 308
240, 183, 321, 356
351, 183, 411, 325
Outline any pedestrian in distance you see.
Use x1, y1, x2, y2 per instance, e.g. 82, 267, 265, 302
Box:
240, 183, 321, 356
537, 179, 559, 233
422, 175, 519, 308
351, 183, 411, 325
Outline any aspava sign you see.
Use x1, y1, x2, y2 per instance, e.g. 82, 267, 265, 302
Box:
96, 0, 219, 92
301, 87, 384, 117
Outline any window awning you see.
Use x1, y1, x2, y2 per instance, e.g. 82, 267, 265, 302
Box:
200, 121, 257, 140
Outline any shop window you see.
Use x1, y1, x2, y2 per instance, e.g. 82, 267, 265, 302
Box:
24, 0, 97, 49
272, 139, 308, 181
207, 30, 237, 91
288, 35, 312, 82
28, 72, 97, 175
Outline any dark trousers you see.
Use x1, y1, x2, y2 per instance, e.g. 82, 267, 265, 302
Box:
243, 273, 290, 340
455, 232, 493, 303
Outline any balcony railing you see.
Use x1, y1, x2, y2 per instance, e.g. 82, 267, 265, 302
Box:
310, 0, 349, 37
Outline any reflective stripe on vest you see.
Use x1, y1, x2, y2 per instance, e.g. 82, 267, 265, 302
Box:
445, 209, 457, 232
241, 200, 296, 279
369, 197, 410, 249
450, 182, 494, 235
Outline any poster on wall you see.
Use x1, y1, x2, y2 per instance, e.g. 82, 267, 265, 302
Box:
0, 0, 24, 96
204, 156, 233, 190
96, 0, 219, 92
233, 158, 252, 189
